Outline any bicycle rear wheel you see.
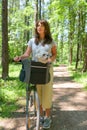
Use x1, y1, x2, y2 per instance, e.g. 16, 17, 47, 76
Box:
35, 91, 40, 130
26, 85, 40, 130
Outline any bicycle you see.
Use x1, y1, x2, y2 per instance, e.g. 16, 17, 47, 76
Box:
19, 59, 50, 130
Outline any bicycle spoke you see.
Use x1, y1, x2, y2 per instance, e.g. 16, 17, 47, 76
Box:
26, 91, 40, 130
35, 91, 40, 130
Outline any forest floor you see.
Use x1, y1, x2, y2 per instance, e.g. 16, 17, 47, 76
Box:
0, 65, 87, 130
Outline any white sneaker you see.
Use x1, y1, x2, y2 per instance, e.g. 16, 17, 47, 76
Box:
42, 117, 52, 129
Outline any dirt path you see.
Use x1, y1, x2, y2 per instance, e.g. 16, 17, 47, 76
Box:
0, 65, 87, 130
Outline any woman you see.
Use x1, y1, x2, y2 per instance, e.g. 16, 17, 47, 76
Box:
14, 19, 57, 129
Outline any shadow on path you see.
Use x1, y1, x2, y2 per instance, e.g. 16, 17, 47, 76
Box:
50, 88, 87, 130
51, 109, 87, 130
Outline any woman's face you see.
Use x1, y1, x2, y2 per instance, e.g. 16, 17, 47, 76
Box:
37, 22, 45, 35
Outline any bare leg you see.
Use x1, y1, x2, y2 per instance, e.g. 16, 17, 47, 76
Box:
40, 105, 44, 116
40, 107, 51, 117
45, 108, 51, 117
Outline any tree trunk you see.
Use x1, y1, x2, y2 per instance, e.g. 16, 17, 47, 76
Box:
39, 0, 41, 19
75, 43, 80, 69
24, 0, 30, 43
42, 0, 44, 19
83, 33, 87, 72
35, 0, 38, 23
82, 1, 87, 71
75, 11, 80, 69
68, 6, 75, 64
2, 0, 9, 80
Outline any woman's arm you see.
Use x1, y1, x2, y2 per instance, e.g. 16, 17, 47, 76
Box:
48, 45, 57, 63
14, 46, 32, 62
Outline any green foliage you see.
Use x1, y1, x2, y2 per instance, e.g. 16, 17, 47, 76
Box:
72, 71, 87, 90
8, 2, 34, 61
0, 63, 26, 118
46, 0, 87, 68
0, 2, 2, 59
23, 5, 34, 16
69, 63, 87, 90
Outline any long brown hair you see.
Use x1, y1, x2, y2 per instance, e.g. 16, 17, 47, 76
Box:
35, 20, 53, 45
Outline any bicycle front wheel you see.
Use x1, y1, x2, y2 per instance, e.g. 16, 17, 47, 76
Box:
35, 91, 40, 130
26, 89, 40, 130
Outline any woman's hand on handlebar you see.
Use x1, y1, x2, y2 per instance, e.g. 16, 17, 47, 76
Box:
14, 56, 21, 62
47, 58, 52, 63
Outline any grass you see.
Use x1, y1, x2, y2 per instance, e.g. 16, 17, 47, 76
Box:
69, 63, 87, 90
72, 71, 87, 90
0, 63, 26, 118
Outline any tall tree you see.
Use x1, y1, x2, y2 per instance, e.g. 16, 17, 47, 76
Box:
83, 33, 87, 72
35, 0, 38, 23
68, 5, 76, 64
42, 0, 44, 19
82, 0, 87, 71
2, 0, 9, 79
24, 0, 30, 42
38, 0, 41, 19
